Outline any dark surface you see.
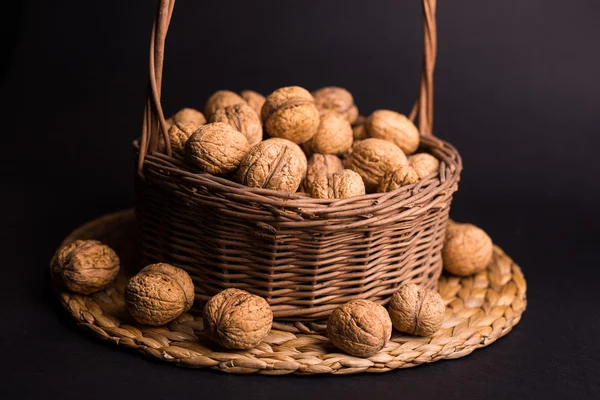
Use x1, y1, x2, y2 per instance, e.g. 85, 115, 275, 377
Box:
2, 0, 599, 399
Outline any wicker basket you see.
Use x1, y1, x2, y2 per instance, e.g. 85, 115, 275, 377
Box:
135, 0, 462, 333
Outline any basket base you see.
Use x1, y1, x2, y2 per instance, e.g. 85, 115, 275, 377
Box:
55, 209, 527, 375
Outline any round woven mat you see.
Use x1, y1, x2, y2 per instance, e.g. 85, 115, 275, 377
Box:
56, 209, 527, 375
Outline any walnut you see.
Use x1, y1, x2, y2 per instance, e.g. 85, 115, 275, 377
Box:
366, 110, 420, 155
312, 86, 359, 124
378, 164, 428, 192
352, 124, 367, 141
165, 107, 206, 131
345, 138, 408, 193
388, 284, 445, 336
327, 299, 392, 357
50, 240, 120, 295
185, 122, 250, 175
237, 138, 307, 193
210, 103, 263, 147
168, 121, 200, 156
125, 263, 195, 326
261, 86, 320, 144
240, 90, 266, 117
442, 222, 493, 276
308, 111, 353, 156
311, 169, 365, 199
305, 153, 344, 191
203, 288, 273, 350
408, 153, 440, 176
204, 90, 245, 119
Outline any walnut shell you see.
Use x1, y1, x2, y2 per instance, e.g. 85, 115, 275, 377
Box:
165, 107, 206, 132
203, 288, 273, 350
388, 284, 445, 336
204, 90, 245, 119
237, 138, 307, 193
408, 153, 440, 176
378, 163, 429, 192
185, 122, 250, 175
327, 299, 392, 357
309, 112, 353, 156
311, 169, 365, 199
210, 103, 263, 147
240, 90, 266, 117
125, 263, 195, 326
442, 222, 493, 276
168, 121, 201, 156
261, 86, 320, 144
305, 153, 344, 191
366, 110, 420, 155
345, 138, 408, 193
50, 240, 120, 295
352, 124, 367, 141
312, 86, 359, 124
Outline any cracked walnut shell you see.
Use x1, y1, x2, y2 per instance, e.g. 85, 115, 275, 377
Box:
366, 110, 420, 155
203, 288, 273, 350
50, 240, 120, 295
204, 90, 245, 119
310, 169, 365, 199
261, 86, 320, 144
312, 86, 359, 124
327, 299, 393, 357
345, 138, 408, 193
442, 222, 493, 276
210, 102, 263, 147
389, 284, 445, 336
237, 138, 307, 193
240, 90, 266, 117
185, 122, 250, 175
125, 263, 195, 326
309, 111, 353, 156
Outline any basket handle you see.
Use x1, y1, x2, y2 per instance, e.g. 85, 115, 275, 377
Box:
138, 0, 437, 174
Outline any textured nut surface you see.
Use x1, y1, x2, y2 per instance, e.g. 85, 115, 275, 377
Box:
389, 284, 445, 336
125, 263, 195, 326
352, 124, 367, 141
240, 90, 266, 117
210, 103, 263, 147
408, 153, 440, 176
168, 121, 201, 156
305, 153, 344, 191
311, 169, 366, 199
165, 107, 206, 132
204, 90, 245, 119
346, 138, 408, 192
327, 299, 393, 357
50, 240, 119, 295
366, 110, 420, 155
378, 163, 429, 192
312, 86, 359, 124
442, 222, 494, 276
261, 86, 320, 144
185, 122, 250, 175
203, 288, 273, 350
310, 112, 353, 155
237, 138, 307, 193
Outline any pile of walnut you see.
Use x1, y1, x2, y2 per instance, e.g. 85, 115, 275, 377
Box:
51, 218, 494, 356
161, 86, 441, 198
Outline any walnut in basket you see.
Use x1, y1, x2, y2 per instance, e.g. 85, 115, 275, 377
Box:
311, 169, 365, 199
307, 111, 353, 156
168, 121, 201, 156
203, 288, 273, 350
345, 138, 408, 193
204, 90, 245, 119
261, 86, 320, 144
240, 90, 266, 117
210, 103, 263, 147
165, 107, 206, 131
125, 263, 195, 326
378, 163, 429, 192
237, 138, 307, 193
408, 153, 440, 176
327, 299, 393, 357
442, 221, 493, 276
185, 122, 250, 175
305, 153, 344, 191
312, 86, 359, 124
50, 240, 120, 295
366, 110, 420, 155
388, 283, 445, 336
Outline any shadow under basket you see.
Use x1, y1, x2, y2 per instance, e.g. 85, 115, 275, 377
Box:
134, 135, 462, 333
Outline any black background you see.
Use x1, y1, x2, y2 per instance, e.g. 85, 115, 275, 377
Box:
2, 0, 599, 399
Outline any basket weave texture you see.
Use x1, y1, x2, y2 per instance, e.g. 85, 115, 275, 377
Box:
135, 0, 462, 332
57, 210, 526, 375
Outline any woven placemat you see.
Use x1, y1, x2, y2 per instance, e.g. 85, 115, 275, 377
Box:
56, 209, 527, 375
